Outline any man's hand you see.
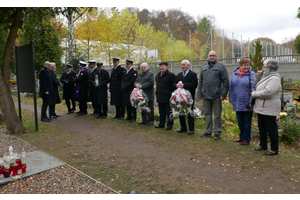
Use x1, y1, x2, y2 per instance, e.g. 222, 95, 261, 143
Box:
45, 91, 49, 95
220, 96, 224, 101
176, 82, 184, 88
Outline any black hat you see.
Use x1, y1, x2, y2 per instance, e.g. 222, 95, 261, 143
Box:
66, 64, 73, 68
112, 57, 120, 62
126, 59, 134, 64
159, 62, 168, 66
88, 60, 96, 64
79, 61, 87, 66
97, 62, 103, 67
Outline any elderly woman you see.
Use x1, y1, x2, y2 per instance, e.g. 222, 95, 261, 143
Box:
229, 58, 255, 145
251, 59, 281, 155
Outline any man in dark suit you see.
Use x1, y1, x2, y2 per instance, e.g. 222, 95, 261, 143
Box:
175, 60, 198, 135
110, 57, 125, 119
60, 64, 76, 114
49, 62, 61, 119
38, 61, 53, 122
88, 60, 98, 116
94, 62, 110, 119
122, 59, 137, 122
155, 62, 176, 130
74, 61, 89, 116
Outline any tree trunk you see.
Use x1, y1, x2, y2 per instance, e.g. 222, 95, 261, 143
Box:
0, 8, 26, 134
68, 10, 74, 63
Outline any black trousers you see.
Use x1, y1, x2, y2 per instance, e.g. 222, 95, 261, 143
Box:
95, 104, 108, 117
179, 104, 195, 131
115, 105, 125, 118
125, 105, 136, 120
41, 98, 49, 120
141, 101, 154, 123
65, 98, 76, 111
158, 103, 173, 128
257, 113, 279, 152
79, 100, 87, 113
49, 104, 56, 116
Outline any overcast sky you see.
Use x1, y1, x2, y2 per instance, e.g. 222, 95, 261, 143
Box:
6, 0, 300, 44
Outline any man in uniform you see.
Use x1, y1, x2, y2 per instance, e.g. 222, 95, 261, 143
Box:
39, 61, 53, 122
49, 62, 61, 119
88, 60, 98, 116
110, 57, 125, 119
122, 59, 137, 122
94, 62, 110, 119
175, 60, 198, 135
155, 62, 176, 130
60, 64, 76, 114
74, 61, 89, 116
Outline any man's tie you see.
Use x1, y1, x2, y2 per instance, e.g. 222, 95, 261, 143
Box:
183, 71, 186, 78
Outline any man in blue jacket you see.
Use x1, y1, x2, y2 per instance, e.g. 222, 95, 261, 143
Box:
198, 51, 229, 140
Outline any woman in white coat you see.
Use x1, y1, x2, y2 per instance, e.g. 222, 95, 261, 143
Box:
251, 59, 281, 156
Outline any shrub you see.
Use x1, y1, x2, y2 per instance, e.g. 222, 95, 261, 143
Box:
280, 119, 300, 146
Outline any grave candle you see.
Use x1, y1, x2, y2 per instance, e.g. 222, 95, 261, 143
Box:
12, 164, 18, 177
3, 167, 10, 178
21, 163, 26, 174
16, 157, 22, 170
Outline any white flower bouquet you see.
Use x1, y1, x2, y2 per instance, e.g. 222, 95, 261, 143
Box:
130, 88, 151, 113
169, 87, 193, 117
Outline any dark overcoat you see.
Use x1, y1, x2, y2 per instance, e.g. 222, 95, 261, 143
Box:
110, 65, 125, 105
88, 68, 98, 102
49, 70, 61, 105
39, 67, 52, 99
134, 69, 155, 101
74, 67, 89, 102
174, 70, 198, 107
60, 70, 76, 99
155, 69, 176, 103
122, 68, 137, 106
94, 69, 110, 105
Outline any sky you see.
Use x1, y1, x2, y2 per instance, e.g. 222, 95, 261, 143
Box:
4, 0, 300, 44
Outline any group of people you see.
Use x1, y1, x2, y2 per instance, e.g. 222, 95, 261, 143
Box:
38, 51, 282, 156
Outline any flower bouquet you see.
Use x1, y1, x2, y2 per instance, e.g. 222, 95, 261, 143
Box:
130, 88, 151, 113
169, 87, 193, 118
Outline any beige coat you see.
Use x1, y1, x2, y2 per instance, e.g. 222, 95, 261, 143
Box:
252, 72, 281, 116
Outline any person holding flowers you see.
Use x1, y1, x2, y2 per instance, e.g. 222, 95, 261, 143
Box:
174, 60, 198, 135
134, 63, 155, 126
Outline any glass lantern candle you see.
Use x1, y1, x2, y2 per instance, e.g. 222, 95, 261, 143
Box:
21, 163, 26, 174
3, 167, 10, 178
12, 164, 18, 177
10, 163, 14, 173
15, 157, 22, 170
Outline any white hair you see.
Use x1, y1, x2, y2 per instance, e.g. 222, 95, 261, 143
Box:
50, 62, 56, 67
141, 62, 149, 68
181, 60, 190, 65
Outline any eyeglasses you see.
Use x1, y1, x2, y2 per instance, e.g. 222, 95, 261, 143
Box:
263, 66, 269, 68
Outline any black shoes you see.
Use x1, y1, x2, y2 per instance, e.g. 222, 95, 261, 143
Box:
78, 112, 87, 116
166, 127, 172, 130
200, 132, 211, 137
188, 130, 194, 135
155, 125, 164, 128
41, 118, 51, 122
129, 119, 136, 122
50, 115, 57, 119
265, 150, 278, 155
177, 128, 187, 133
112, 116, 120, 119
214, 135, 221, 140
255, 146, 267, 151
139, 121, 147, 124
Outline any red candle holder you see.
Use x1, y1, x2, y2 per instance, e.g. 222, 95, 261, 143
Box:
10, 163, 14, 173
16, 157, 22, 170
3, 167, 10, 178
21, 163, 26, 174
12, 164, 18, 177
0, 164, 4, 175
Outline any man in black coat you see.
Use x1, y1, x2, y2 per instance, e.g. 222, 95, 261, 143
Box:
175, 60, 198, 135
38, 61, 53, 122
94, 62, 110, 119
122, 59, 137, 122
60, 64, 76, 114
110, 57, 125, 119
88, 60, 98, 115
74, 61, 89, 115
49, 62, 61, 119
155, 62, 176, 130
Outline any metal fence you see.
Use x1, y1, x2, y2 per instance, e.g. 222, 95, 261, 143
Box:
104, 55, 300, 81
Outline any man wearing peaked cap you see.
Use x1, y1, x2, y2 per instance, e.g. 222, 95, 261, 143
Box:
74, 60, 89, 115
79, 61, 87, 66
60, 63, 77, 114
88, 60, 98, 116
110, 57, 125, 119
122, 59, 137, 122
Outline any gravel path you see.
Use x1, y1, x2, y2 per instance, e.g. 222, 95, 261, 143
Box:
0, 128, 118, 194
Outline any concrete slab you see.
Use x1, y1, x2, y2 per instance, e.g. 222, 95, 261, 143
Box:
0, 150, 65, 185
